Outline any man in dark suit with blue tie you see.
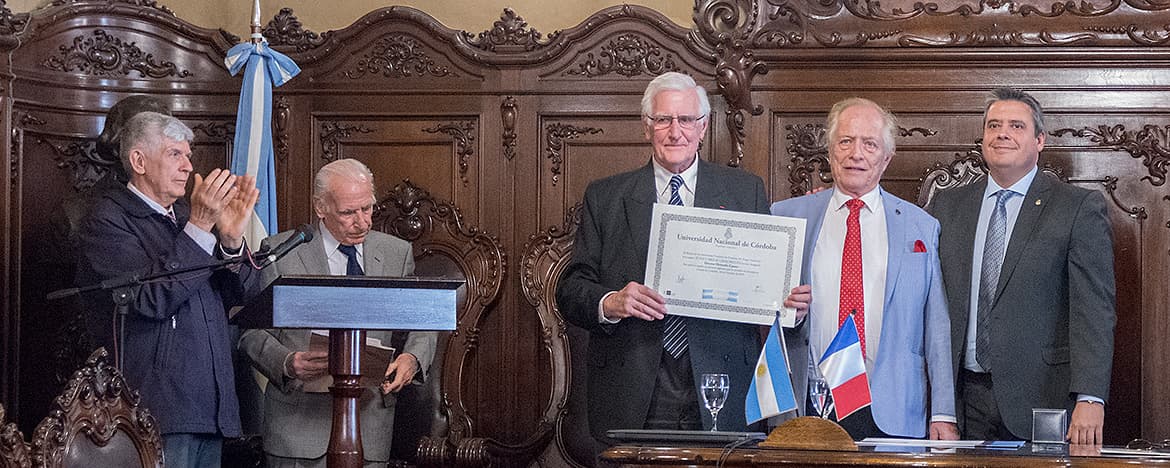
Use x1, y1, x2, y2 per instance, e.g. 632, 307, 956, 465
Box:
556, 72, 770, 441
927, 88, 1115, 444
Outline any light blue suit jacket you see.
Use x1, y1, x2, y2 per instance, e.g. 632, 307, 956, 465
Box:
771, 187, 954, 437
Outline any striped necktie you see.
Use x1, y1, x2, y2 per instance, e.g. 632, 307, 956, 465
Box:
976, 189, 1015, 370
662, 175, 689, 358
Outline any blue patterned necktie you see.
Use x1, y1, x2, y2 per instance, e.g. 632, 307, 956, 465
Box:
337, 244, 364, 276
976, 189, 1015, 370
662, 175, 689, 358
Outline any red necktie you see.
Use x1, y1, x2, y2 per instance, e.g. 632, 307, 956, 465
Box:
839, 198, 866, 357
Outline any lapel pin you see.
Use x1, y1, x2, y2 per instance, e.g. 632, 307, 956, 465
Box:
1035, 199, 1042, 206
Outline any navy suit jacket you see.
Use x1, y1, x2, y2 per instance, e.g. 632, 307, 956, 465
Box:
75, 186, 251, 436
771, 188, 954, 437
556, 159, 770, 440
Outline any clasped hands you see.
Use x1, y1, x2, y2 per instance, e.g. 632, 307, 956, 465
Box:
187, 168, 260, 250
287, 350, 418, 395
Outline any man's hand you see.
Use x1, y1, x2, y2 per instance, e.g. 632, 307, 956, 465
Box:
286, 350, 328, 381
1067, 401, 1104, 445
602, 281, 667, 321
929, 421, 960, 440
784, 284, 812, 323
215, 174, 259, 250
188, 168, 238, 233
381, 353, 419, 394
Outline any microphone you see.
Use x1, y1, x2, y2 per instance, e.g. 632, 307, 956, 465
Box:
259, 224, 314, 267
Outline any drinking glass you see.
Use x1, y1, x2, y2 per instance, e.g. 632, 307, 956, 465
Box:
700, 373, 730, 431
810, 376, 831, 418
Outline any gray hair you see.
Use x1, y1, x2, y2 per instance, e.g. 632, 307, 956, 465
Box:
826, 97, 898, 155
313, 158, 376, 209
985, 87, 1045, 137
119, 111, 194, 174
640, 72, 710, 118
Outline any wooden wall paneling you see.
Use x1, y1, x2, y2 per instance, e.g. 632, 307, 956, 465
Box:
0, 5, 17, 416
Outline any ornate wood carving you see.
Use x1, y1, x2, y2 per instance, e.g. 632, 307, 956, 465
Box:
274, 96, 290, 162
343, 35, 458, 79
785, 123, 830, 197
48, 0, 175, 16
30, 348, 163, 468
899, 127, 938, 137
190, 122, 234, 142
372, 179, 505, 449
696, 0, 767, 167
12, 113, 46, 185
1100, 176, 1148, 221
319, 121, 373, 162
0, 404, 30, 468
43, 29, 192, 78
262, 7, 326, 51
465, 8, 549, 52
745, 0, 1170, 49
35, 138, 109, 192
422, 121, 476, 186
1052, 125, 1170, 187
501, 97, 517, 161
563, 33, 680, 77
546, 123, 603, 186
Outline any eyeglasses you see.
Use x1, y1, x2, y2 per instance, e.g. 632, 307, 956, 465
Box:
645, 114, 706, 130
1125, 439, 1170, 450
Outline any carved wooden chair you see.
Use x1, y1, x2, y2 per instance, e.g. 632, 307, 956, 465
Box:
915, 148, 1067, 207
521, 205, 608, 468
29, 347, 162, 468
370, 179, 506, 466
0, 404, 30, 468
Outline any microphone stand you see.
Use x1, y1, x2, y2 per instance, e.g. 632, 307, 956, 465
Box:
46, 251, 264, 369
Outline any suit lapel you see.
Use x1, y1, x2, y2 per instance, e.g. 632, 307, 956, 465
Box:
994, 172, 1052, 303
298, 225, 331, 275
364, 239, 384, 276
693, 159, 725, 209
799, 190, 832, 285
624, 163, 658, 268
949, 180, 986, 316
881, 189, 905, 310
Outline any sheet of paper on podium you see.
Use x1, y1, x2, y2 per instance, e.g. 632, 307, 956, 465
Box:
301, 330, 397, 393
645, 203, 805, 327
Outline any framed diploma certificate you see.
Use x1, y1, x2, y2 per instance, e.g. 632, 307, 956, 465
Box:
644, 203, 805, 327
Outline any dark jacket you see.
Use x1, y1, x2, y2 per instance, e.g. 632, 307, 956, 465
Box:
75, 186, 250, 437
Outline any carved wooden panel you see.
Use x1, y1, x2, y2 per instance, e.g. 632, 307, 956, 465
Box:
0, 404, 29, 468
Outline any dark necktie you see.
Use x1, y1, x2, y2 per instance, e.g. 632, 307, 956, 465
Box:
661, 175, 689, 359
164, 210, 177, 226
337, 244, 364, 276
839, 198, 867, 357
976, 189, 1015, 370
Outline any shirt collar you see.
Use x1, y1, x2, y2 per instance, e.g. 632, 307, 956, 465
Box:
317, 220, 363, 258
984, 165, 1038, 199
830, 186, 884, 214
126, 182, 172, 217
652, 155, 699, 198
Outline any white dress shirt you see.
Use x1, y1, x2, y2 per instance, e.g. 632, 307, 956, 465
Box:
318, 221, 364, 276
809, 188, 887, 372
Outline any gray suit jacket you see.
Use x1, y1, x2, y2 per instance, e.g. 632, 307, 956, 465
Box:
927, 172, 1115, 438
556, 159, 770, 440
239, 226, 438, 461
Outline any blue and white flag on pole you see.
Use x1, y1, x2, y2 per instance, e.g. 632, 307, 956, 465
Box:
225, 39, 300, 246
745, 315, 798, 424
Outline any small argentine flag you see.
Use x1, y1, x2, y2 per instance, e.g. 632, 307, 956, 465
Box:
745, 315, 798, 424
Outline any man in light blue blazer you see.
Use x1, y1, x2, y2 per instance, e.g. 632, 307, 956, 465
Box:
772, 98, 957, 439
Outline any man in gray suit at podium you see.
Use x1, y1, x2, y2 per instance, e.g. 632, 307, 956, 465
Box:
240, 158, 437, 467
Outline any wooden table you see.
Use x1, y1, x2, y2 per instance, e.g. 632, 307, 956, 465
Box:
602, 443, 1170, 467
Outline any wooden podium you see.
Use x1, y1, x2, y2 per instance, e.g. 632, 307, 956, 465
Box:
233, 275, 462, 468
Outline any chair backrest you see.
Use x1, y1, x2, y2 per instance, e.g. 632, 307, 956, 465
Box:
370, 179, 505, 463
30, 348, 162, 468
0, 404, 30, 468
915, 148, 1067, 207
522, 205, 606, 468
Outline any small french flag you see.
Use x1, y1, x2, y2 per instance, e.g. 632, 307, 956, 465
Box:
818, 315, 871, 420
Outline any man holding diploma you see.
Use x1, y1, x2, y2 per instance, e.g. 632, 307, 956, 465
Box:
773, 98, 958, 440
557, 72, 770, 441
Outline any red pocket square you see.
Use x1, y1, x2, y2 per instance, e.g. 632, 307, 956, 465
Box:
913, 239, 927, 253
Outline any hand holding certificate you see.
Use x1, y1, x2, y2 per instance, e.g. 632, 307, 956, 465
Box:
644, 203, 805, 327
